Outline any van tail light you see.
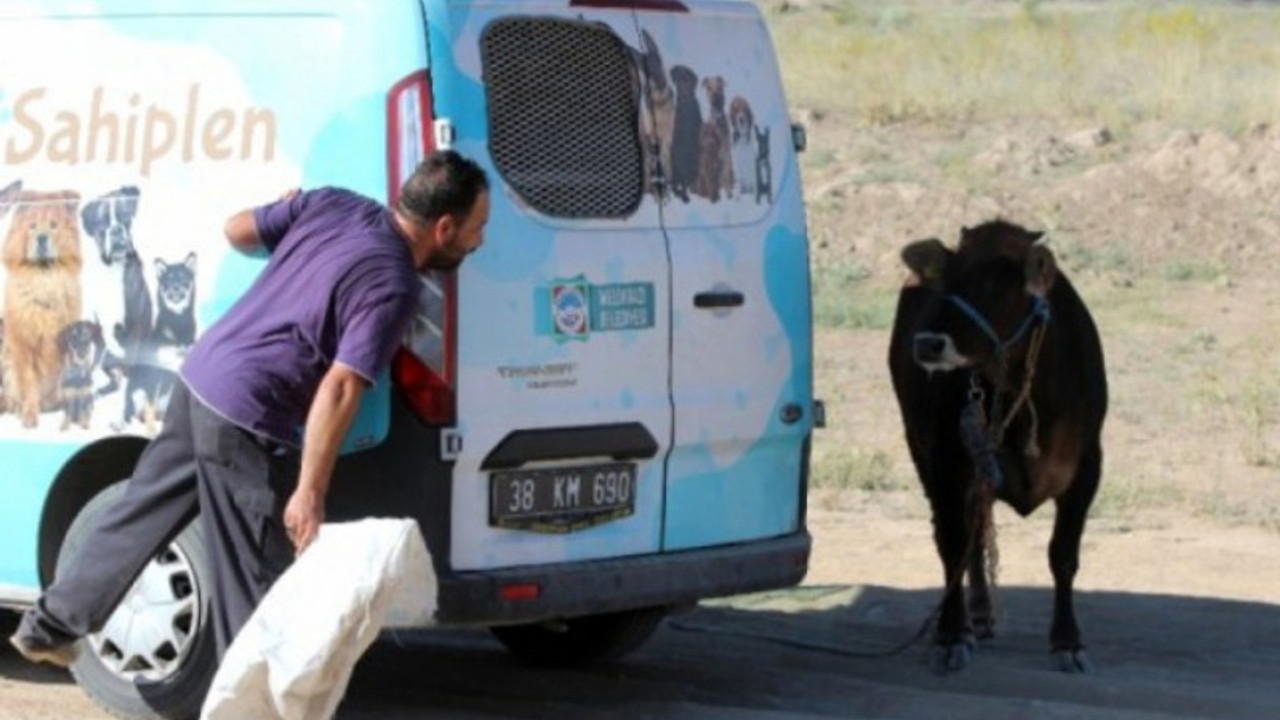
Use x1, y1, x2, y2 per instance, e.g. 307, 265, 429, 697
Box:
387, 70, 456, 426
393, 348, 453, 426
499, 583, 541, 603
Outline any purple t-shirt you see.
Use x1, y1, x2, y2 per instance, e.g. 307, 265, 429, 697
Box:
181, 187, 419, 446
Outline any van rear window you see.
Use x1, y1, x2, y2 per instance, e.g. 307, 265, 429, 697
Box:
481, 18, 643, 219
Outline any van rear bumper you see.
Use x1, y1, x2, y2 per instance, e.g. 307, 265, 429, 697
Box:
435, 531, 811, 625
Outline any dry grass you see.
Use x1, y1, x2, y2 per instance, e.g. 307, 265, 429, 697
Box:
767, 1, 1280, 132
774, 1, 1280, 531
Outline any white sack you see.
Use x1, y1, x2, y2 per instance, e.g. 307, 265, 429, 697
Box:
200, 518, 438, 720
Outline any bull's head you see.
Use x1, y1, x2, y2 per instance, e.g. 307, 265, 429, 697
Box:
902, 221, 1056, 373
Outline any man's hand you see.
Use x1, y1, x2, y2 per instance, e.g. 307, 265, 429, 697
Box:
288, 364, 365, 555
283, 486, 325, 555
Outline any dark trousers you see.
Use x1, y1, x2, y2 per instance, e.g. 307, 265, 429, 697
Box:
20, 381, 297, 659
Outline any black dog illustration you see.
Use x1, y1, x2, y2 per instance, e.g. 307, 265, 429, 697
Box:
81, 186, 150, 397
151, 253, 197, 349
754, 125, 773, 205
668, 64, 702, 204
121, 253, 197, 432
115, 250, 154, 370
57, 319, 105, 430
95, 249, 155, 401
81, 186, 140, 265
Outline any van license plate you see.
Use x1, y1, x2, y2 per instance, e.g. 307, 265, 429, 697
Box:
490, 462, 636, 533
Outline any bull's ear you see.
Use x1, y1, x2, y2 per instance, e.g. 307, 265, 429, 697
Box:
1025, 241, 1057, 298
901, 238, 951, 287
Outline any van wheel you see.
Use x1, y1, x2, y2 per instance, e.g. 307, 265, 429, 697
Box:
489, 607, 667, 668
60, 483, 216, 720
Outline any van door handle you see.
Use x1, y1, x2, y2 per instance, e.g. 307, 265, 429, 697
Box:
693, 290, 745, 309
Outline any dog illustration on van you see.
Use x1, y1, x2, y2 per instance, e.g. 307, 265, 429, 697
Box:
119, 252, 196, 432
80, 185, 151, 398
2, 185, 83, 428
57, 318, 105, 430
729, 96, 757, 197
624, 43, 767, 206
629, 29, 675, 200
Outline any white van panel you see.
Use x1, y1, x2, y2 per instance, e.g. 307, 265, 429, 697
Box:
637, 7, 813, 549
432, 2, 674, 569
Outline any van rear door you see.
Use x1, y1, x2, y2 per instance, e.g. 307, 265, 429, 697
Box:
633, 6, 814, 550
426, 1, 674, 571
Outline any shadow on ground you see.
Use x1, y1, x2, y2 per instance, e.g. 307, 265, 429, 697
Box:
337, 584, 1280, 720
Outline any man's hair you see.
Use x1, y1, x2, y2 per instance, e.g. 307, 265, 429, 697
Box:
397, 150, 490, 224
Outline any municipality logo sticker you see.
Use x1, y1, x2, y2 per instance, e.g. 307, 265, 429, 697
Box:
552, 281, 590, 339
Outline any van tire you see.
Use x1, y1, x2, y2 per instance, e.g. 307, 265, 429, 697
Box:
489, 607, 667, 668
60, 483, 216, 720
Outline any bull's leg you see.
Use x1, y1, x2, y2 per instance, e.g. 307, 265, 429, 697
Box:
929, 499, 977, 672
1048, 444, 1101, 674
967, 483, 998, 640
966, 538, 995, 640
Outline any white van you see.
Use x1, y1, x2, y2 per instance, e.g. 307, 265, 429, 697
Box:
0, 0, 815, 717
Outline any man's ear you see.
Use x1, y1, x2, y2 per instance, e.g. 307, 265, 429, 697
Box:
901, 238, 951, 288
1024, 239, 1057, 298
431, 213, 456, 247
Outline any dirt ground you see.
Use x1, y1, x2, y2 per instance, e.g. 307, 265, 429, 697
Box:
4, 3, 1280, 717
4, 504, 1278, 720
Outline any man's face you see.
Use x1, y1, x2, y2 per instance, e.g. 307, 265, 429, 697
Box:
426, 191, 491, 271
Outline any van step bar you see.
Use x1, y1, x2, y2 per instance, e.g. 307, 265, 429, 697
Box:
481, 423, 658, 470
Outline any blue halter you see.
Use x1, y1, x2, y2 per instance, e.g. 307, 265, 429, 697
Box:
946, 293, 1051, 354
949, 292, 1051, 490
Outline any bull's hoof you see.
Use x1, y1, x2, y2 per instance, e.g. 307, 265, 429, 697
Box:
930, 633, 977, 673
1050, 647, 1096, 674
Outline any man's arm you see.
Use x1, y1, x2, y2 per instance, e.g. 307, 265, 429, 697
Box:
224, 210, 265, 255
225, 188, 300, 256
283, 362, 367, 554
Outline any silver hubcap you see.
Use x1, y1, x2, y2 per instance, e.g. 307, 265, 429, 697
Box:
88, 543, 201, 682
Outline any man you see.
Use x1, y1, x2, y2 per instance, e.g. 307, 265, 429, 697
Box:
9, 149, 491, 665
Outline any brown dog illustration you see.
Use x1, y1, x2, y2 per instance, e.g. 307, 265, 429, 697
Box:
694, 75, 732, 202
729, 96, 757, 197
2, 187, 84, 427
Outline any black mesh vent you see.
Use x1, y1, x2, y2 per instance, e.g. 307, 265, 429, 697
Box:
482, 18, 643, 218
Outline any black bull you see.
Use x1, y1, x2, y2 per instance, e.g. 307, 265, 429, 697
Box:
888, 220, 1108, 673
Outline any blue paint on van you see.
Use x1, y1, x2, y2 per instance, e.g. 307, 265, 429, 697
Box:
0, 443, 74, 588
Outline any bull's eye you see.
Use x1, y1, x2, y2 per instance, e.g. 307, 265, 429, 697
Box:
50, 220, 59, 229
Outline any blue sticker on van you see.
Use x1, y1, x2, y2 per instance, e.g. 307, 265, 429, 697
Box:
593, 282, 656, 332
538, 278, 656, 341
